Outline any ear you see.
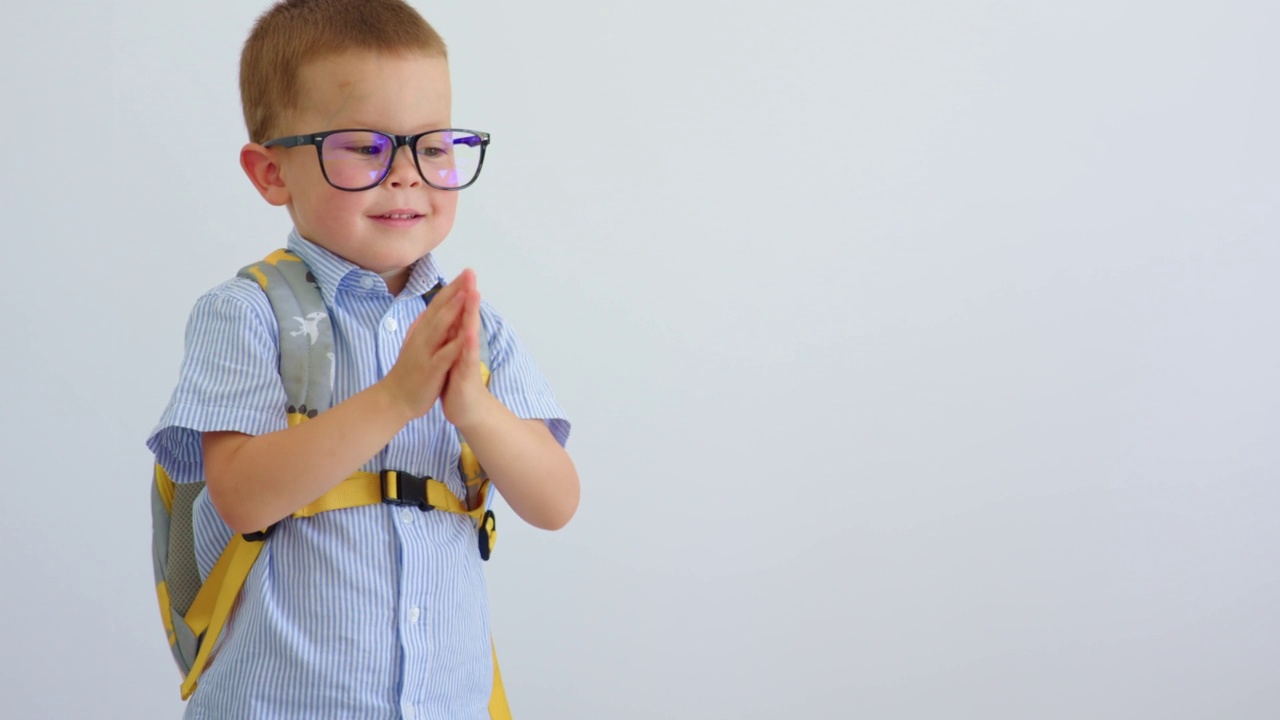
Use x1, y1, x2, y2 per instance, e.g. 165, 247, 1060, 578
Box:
240, 143, 291, 206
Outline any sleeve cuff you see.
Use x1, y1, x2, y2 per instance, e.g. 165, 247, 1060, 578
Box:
147, 402, 289, 483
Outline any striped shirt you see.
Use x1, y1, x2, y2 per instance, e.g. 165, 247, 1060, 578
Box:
148, 229, 570, 720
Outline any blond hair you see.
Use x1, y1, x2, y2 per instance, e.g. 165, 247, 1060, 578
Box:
240, 0, 447, 143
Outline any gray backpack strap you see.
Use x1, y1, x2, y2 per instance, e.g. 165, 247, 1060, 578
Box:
151, 250, 336, 693
238, 250, 334, 425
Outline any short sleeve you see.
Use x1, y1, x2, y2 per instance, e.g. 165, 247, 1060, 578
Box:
480, 301, 571, 446
146, 277, 289, 483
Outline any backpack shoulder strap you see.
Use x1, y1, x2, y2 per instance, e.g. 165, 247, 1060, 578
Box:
174, 249, 335, 700
238, 249, 334, 425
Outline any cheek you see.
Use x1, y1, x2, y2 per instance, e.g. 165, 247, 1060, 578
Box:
306, 189, 365, 224
431, 192, 459, 226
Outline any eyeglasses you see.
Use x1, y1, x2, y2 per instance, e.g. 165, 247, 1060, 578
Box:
263, 128, 491, 192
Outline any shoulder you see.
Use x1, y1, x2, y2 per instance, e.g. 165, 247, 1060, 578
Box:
185, 276, 277, 336
474, 299, 570, 442
475, 298, 546, 382
477, 298, 507, 332
477, 299, 528, 355
197, 275, 274, 315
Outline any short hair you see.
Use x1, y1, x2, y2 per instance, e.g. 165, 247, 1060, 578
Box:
239, 0, 448, 143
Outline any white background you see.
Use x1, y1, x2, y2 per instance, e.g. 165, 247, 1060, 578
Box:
1, 1, 1278, 718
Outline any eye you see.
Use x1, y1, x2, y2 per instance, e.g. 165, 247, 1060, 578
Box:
417, 144, 449, 159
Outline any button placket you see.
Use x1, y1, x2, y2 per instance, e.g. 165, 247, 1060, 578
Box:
377, 304, 403, 374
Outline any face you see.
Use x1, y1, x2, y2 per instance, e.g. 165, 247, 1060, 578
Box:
266, 51, 457, 290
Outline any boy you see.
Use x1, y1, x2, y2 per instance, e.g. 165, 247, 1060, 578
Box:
147, 1, 579, 717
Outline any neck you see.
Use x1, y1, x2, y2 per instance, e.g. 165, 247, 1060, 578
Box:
380, 266, 411, 295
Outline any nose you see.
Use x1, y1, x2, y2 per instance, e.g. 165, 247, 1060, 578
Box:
385, 142, 420, 188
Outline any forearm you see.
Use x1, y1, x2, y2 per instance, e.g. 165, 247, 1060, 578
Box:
204, 382, 414, 534
459, 394, 579, 530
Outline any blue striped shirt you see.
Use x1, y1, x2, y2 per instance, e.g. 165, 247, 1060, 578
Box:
148, 229, 570, 720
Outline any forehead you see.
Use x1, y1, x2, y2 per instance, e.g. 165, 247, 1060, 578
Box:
292, 51, 451, 134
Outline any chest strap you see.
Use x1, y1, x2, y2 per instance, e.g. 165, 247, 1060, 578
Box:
244, 471, 495, 545
296, 470, 490, 521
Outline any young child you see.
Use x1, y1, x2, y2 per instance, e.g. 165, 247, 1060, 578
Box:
147, 1, 578, 717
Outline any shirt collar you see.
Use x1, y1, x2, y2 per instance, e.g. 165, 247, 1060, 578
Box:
286, 228, 445, 306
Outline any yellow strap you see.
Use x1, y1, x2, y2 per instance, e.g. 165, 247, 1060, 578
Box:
155, 464, 175, 514
178, 472, 489, 700
180, 536, 264, 699
183, 529, 248, 637
184, 474, 487, 638
489, 639, 512, 720
292, 471, 488, 523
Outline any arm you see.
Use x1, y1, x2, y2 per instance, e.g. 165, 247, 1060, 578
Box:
458, 396, 580, 531
204, 271, 473, 534
442, 287, 580, 531
203, 383, 416, 534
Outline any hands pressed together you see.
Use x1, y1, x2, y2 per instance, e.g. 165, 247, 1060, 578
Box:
383, 269, 494, 431
204, 267, 577, 535
380, 268, 579, 530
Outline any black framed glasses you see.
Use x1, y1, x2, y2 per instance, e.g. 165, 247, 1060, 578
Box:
263, 128, 491, 192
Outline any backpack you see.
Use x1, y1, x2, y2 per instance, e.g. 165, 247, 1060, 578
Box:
150, 249, 510, 717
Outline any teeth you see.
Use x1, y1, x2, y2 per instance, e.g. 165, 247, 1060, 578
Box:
383, 213, 415, 219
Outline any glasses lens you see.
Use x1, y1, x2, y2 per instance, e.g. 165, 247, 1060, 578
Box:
414, 131, 484, 189
320, 131, 393, 189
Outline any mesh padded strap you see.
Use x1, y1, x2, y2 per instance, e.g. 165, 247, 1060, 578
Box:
165, 482, 205, 616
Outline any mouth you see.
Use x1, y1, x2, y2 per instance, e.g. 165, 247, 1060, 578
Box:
369, 209, 425, 228
371, 211, 423, 220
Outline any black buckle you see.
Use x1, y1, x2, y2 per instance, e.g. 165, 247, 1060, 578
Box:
477, 510, 496, 561
381, 470, 435, 512
242, 523, 277, 542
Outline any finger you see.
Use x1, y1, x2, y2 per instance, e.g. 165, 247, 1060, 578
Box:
431, 290, 467, 335
404, 271, 474, 353
444, 291, 478, 369
420, 271, 473, 329
462, 287, 481, 350
433, 268, 473, 304
432, 333, 467, 372
405, 285, 459, 340
430, 268, 475, 311
411, 271, 470, 335
411, 289, 466, 350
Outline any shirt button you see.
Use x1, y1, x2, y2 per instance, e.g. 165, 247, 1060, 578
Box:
403, 708, 415, 720
361, 276, 375, 289
384, 317, 399, 333
409, 607, 421, 623
400, 508, 414, 523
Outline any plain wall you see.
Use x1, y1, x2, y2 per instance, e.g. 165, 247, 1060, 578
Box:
1, 1, 1277, 718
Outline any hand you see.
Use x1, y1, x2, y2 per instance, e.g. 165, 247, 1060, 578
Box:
381, 270, 472, 420
441, 274, 494, 431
